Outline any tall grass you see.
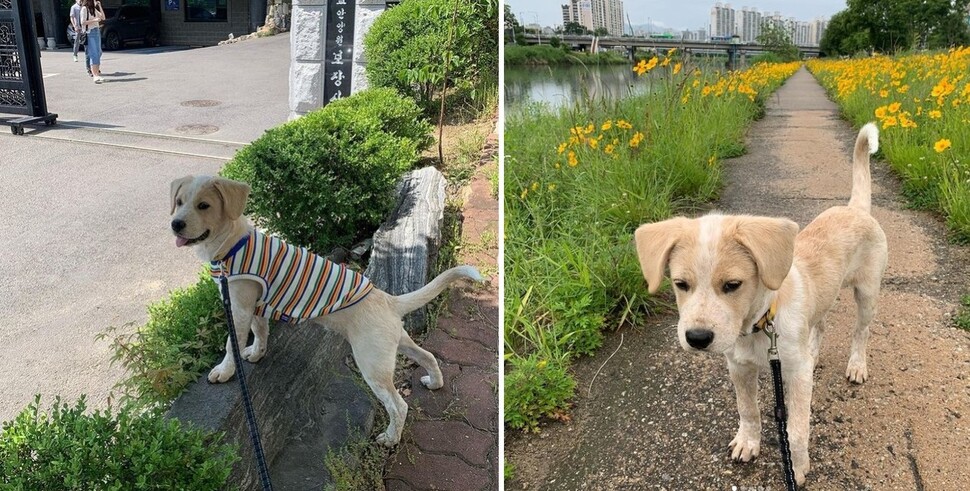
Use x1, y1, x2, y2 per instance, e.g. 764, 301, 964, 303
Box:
504, 56, 801, 431
505, 44, 630, 66
807, 48, 970, 243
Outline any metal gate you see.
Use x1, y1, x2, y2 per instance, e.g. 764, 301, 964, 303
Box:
0, 0, 56, 134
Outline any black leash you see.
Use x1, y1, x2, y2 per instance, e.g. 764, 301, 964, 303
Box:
219, 274, 273, 491
763, 320, 797, 491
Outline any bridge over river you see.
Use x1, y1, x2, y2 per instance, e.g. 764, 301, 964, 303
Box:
520, 33, 822, 60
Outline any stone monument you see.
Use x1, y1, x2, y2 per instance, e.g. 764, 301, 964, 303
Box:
289, 0, 389, 120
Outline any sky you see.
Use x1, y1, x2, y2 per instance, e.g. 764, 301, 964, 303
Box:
507, 0, 848, 32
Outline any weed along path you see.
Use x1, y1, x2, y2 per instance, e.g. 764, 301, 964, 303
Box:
506, 67, 970, 490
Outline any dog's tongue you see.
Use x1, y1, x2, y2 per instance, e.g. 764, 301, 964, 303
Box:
176, 236, 189, 247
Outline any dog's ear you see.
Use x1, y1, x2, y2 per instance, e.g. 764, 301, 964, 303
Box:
170, 176, 194, 215
733, 217, 799, 290
211, 178, 251, 220
634, 217, 689, 294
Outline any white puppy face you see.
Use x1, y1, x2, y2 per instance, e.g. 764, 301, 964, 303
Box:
169, 175, 250, 248
635, 214, 798, 353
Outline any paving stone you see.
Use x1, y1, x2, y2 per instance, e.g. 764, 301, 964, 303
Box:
424, 330, 496, 368
406, 363, 462, 419
409, 420, 493, 466
386, 451, 490, 491
453, 367, 498, 432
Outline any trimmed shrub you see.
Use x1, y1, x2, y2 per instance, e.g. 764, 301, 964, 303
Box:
364, 0, 499, 113
221, 89, 429, 253
102, 270, 225, 407
0, 396, 237, 489
326, 87, 434, 153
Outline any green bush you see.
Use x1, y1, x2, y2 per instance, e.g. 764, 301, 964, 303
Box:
504, 355, 576, 432
364, 0, 498, 113
325, 87, 434, 153
221, 89, 427, 253
101, 270, 225, 407
0, 396, 237, 490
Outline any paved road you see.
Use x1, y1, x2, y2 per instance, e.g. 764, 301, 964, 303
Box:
506, 68, 970, 490
0, 35, 289, 421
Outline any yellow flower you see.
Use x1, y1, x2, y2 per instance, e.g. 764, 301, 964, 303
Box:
616, 120, 633, 130
897, 84, 909, 94
537, 359, 548, 369
520, 188, 528, 199
554, 162, 561, 169
692, 78, 700, 87
588, 138, 599, 149
601, 120, 613, 131
584, 124, 594, 134
879, 89, 889, 98
557, 142, 568, 154
567, 151, 578, 167
673, 62, 682, 75
882, 116, 897, 129
934, 138, 951, 152
888, 102, 901, 113
667, 47, 676, 56
604, 144, 615, 155
874, 106, 888, 119
531, 181, 539, 191
629, 132, 645, 148
547, 183, 556, 192
929, 110, 942, 119
708, 155, 716, 167
645, 57, 658, 71
633, 59, 648, 75
661, 57, 671, 67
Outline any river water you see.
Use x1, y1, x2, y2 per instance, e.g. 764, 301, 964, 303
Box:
504, 64, 644, 113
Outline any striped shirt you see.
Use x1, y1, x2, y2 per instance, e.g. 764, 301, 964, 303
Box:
210, 230, 373, 323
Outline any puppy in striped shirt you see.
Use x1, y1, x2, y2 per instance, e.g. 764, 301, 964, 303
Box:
170, 175, 483, 446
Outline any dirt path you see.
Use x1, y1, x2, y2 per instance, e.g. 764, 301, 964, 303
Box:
505, 68, 970, 490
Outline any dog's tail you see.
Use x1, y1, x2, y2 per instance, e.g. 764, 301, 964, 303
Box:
391, 265, 483, 316
849, 122, 879, 213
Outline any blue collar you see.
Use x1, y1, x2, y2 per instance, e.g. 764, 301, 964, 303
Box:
211, 234, 251, 266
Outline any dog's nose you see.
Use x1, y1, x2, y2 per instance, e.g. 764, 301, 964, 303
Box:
685, 329, 714, 349
171, 219, 186, 233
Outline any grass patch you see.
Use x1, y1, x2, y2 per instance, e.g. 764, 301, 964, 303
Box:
957, 295, 970, 331
99, 270, 225, 407
807, 49, 970, 243
504, 57, 801, 432
323, 423, 390, 491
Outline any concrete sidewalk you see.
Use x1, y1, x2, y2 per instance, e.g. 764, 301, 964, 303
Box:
506, 68, 970, 490
0, 35, 290, 421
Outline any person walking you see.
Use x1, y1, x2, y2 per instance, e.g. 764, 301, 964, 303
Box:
69, 0, 82, 63
80, 0, 105, 84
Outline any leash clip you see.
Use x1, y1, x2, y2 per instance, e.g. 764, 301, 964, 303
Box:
764, 319, 779, 361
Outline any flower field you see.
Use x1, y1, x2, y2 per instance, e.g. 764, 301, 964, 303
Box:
504, 57, 800, 431
808, 49, 970, 242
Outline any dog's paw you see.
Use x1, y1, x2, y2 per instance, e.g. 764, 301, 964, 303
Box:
375, 431, 399, 447
242, 344, 266, 363
794, 461, 809, 486
846, 356, 868, 384
207, 363, 236, 383
420, 375, 443, 390
729, 432, 760, 462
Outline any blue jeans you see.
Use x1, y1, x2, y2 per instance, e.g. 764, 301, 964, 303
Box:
86, 28, 102, 66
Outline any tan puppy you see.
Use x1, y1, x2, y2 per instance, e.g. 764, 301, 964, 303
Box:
169, 175, 482, 446
634, 123, 887, 485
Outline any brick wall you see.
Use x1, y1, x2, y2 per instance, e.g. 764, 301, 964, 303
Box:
158, 0, 251, 46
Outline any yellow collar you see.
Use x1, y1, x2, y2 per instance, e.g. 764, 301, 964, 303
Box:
751, 298, 778, 334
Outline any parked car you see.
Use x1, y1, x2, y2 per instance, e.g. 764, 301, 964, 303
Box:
100, 5, 159, 50
67, 5, 159, 50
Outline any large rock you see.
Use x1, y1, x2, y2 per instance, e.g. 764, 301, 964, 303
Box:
167, 167, 446, 489
366, 167, 447, 334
